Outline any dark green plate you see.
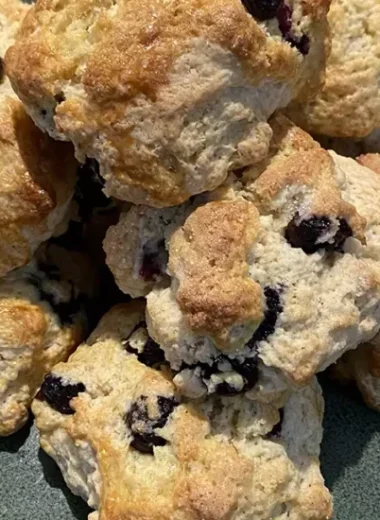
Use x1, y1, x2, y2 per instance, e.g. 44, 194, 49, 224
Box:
1, 376, 380, 520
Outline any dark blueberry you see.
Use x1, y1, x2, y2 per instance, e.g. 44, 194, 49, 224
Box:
130, 433, 166, 455
138, 338, 167, 368
199, 361, 219, 381
276, 2, 292, 35
39, 374, 85, 414
241, 0, 281, 20
334, 218, 353, 252
292, 33, 310, 55
283, 32, 310, 55
0, 57, 4, 84
75, 159, 110, 221
247, 286, 282, 346
123, 322, 167, 368
277, 3, 310, 55
267, 408, 284, 438
155, 396, 178, 427
126, 396, 178, 455
230, 357, 259, 392
139, 240, 166, 282
54, 92, 66, 104
215, 381, 242, 396
285, 214, 352, 254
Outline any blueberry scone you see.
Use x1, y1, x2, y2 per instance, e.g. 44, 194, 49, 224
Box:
32, 301, 332, 520
0, 0, 77, 277
6, 0, 330, 207
0, 242, 95, 436
105, 116, 380, 399
287, 0, 380, 138
329, 153, 380, 412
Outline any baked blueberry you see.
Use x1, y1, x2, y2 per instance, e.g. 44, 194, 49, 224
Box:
54, 92, 66, 104
241, 0, 281, 20
215, 381, 242, 396
247, 286, 282, 346
285, 214, 353, 254
230, 357, 259, 392
126, 395, 178, 455
138, 338, 167, 368
334, 218, 353, 252
277, 3, 310, 55
123, 323, 167, 368
139, 240, 166, 282
38, 374, 85, 415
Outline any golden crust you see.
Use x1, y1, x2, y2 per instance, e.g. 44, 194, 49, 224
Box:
245, 115, 367, 243
32, 303, 332, 520
8, 0, 329, 103
287, 0, 380, 137
170, 200, 263, 349
0, 0, 77, 276
0, 96, 77, 276
6, 0, 331, 207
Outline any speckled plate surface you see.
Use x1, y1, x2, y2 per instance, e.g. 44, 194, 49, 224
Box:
0, 376, 379, 520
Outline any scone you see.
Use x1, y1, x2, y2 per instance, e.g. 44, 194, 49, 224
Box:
105, 116, 380, 399
0, 242, 95, 436
32, 302, 332, 520
287, 0, 380, 138
0, 0, 77, 277
6, 0, 330, 207
330, 153, 380, 412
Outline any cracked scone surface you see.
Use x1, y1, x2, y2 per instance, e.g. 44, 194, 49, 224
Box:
0, 243, 94, 436
32, 301, 332, 520
287, 0, 380, 138
6, 0, 330, 207
0, 0, 77, 277
105, 117, 380, 399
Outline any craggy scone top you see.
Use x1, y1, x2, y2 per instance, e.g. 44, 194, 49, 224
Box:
287, 0, 380, 138
33, 302, 332, 520
0, 0, 77, 277
105, 116, 380, 399
6, 0, 330, 207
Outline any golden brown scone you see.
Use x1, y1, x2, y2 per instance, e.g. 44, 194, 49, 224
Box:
287, 0, 380, 138
0, 0, 78, 277
0, 240, 97, 436
105, 116, 380, 400
32, 302, 332, 520
6, 0, 330, 207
